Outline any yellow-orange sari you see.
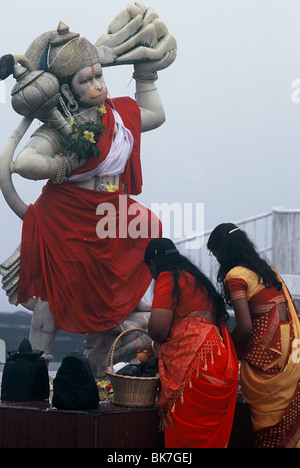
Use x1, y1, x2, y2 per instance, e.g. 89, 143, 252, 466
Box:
226, 267, 300, 448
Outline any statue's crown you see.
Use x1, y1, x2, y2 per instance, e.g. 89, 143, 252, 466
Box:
46, 22, 100, 79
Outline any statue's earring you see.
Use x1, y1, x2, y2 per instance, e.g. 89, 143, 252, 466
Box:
61, 84, 79, 113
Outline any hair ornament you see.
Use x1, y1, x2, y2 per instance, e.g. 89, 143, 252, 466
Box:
228, 227, 240, 234
165, 248, 179, 255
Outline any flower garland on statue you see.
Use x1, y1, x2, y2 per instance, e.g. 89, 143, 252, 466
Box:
63, 105, 107, 162
52, 105, 107, 184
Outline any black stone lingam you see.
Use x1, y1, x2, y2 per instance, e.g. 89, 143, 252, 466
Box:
1, 337, 49, 402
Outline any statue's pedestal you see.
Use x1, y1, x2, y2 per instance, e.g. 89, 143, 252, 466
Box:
0, 398, 252, 448
0, 362, 252, 448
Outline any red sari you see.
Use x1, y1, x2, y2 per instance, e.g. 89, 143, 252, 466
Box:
152, 272, 239, 448
18, 97, 161, 334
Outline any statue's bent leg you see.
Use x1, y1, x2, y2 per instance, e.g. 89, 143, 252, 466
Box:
29, 299, 58, 363
84, 311, 151, 379
134, 299, 151, 311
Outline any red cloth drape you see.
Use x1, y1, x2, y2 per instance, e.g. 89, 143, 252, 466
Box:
18, 184, 161, 333
18, 96, 160, 333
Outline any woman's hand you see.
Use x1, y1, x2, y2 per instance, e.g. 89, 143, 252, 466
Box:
137, 340, 155, 358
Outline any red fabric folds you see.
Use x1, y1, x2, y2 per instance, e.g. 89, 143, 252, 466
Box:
158, 318, 239, 448
17, 95, 156, 333
165, 373, 237, 448
18, 183, 161, 333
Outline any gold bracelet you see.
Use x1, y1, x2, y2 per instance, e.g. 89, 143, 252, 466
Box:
151, 340, 160, 356
52, 154, 67, 184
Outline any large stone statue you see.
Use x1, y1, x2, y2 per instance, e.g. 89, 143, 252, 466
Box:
0, 3, 176, 377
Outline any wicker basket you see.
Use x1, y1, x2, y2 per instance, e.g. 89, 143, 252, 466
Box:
105, 328, 160, 408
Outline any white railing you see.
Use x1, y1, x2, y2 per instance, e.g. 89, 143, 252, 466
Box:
173, 211, 274, 284
272, 208, 300, 275
174, 207, 300, 281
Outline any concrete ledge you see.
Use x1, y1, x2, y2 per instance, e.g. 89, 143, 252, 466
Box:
0, 401, 164, 448
0, 399, 252, 448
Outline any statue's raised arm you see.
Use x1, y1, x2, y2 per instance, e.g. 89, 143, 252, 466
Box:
96, 2, 177, 132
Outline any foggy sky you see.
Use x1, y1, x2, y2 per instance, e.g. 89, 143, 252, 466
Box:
0, 0, 300, 312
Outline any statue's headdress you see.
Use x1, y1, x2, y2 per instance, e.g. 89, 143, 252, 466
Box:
0, 22, 102, 223
27, 22, 101, 79
0, 22, 101, 81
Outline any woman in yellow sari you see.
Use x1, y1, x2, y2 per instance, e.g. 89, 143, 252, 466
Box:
207, 223, 300, 448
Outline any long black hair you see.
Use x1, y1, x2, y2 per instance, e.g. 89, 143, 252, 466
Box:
207, 223, 282, 304
144, 237, 229, 328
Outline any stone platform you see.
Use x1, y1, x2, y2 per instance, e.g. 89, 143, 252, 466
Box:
0, 399, 252, 448
0, 364, 253, 448
0, 399, 164, 448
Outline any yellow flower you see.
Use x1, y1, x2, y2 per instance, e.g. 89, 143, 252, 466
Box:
98, 105, 107, 116
105, 182, 119, 192
68, 118, 75, 126
83, 130, 96, 143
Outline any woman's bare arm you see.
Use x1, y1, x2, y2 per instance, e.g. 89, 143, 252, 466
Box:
148, 307, 174, 344
231, 298, 253, 357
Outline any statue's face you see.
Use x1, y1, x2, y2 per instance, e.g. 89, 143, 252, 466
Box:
71, 63, 107, 108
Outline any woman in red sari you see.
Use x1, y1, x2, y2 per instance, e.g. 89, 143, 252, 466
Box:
207, 223, 300, 448
143, 238, 239, 448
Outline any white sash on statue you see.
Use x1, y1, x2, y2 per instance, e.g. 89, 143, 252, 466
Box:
67, 109, 134, 182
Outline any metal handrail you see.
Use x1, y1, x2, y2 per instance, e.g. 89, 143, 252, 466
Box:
174, 211, 273, 281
